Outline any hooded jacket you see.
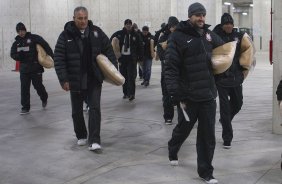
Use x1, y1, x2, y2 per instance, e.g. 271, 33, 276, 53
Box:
213, 24, 245, 87
10, 32, 53, 73
164, 20, 224, 102
54, 21, 117, 91
110, 28, 143, 61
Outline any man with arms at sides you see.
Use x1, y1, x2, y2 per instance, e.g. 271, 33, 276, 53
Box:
54, 7, 117, 152
164, 3, 224, 184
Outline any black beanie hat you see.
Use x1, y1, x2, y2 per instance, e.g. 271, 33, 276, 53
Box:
167, 16, 179, 28
221, 13, 234, 25
124, 19, 132, 25
188, 2, 206, 17
16, 22, 26, 32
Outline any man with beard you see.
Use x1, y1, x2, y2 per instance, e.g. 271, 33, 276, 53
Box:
164, 2, 224, 184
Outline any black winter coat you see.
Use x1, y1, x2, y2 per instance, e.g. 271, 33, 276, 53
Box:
54, 21, 117, 91
141, 32, 154, 59
10, 32, 53, 74
110, 28, 143, 61
164, 21, 224, 102
213, 24, 245, 87
276, 80, 282, 101
157, 30, 171, 61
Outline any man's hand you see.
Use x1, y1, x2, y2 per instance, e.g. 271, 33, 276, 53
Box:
62, 82, 70, 91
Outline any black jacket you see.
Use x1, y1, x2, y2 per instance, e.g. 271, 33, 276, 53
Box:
141, 32, 154, 59
213, 24, 245, 87
110, 28, 143, 61
10, 32, 53, 73
164, 21, 224, 102
276, 80, 282, 101
54, 21, 117, 91
157, 29, 171, 61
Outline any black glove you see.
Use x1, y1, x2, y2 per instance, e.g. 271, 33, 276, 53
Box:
170, 96, 179, 106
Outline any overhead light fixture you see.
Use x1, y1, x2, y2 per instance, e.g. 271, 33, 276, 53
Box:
250, 4, 253, 7
224, 2, 231, 6
232, 7, 236, 10
242, 12, 248, 15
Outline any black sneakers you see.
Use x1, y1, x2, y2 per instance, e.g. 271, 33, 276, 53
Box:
223, 141, 232, 149
20, 109, 29, 115
165, 119, 173, 125
128, 95, 135, 101
42, 100, 47, 108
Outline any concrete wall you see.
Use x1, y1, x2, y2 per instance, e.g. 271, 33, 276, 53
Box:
0, 0, 172, 71
253, 0, 271, 51
273, 0, 282, 134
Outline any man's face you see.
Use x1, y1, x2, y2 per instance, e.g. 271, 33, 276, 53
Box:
73, 10, 88, 30
124, 23, 132, 31
17, 30, 26, 38
169, 26, 177, 32
222, 23, 234, 34
189, 13, 206, 28
142, 30, 148, 36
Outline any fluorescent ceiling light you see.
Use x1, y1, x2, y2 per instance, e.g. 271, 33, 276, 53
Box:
250, 4, 253, 7
224, 2, 231, 6
242, 12, 248, 15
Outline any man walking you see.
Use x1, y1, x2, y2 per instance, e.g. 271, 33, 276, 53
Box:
10, 22, 53, 115
54, 7, 117, 152
164, 3, 224, 183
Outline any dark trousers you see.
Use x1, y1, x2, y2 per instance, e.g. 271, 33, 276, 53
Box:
20, 72, 48, 111
119, 55, 137, 97
217, 85, 243, 143
70, 84, 102, 144
161, 61, 174, 120
168, 99, 216, 178
142, 58, 152, 82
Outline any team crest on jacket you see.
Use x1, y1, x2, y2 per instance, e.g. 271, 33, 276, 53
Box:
27, 39, 31, 43
132, 36, 136, 41
93, 31, 98, 38
206, 33, 212, 42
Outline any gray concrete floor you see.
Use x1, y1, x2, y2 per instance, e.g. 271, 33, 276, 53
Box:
0, 52, 281, 184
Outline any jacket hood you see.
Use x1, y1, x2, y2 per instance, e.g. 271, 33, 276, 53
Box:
64, 20, 94, 36
176, 20, 210, 37
15, 32, 31, 40
213, 23, 235, 36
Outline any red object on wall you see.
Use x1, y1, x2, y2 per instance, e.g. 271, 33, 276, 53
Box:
12, 61, 20, 72
269, 40, 273, 65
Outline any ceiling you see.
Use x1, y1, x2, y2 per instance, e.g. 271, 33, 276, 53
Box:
222, 0, 253, 13
222, 0, 253, 8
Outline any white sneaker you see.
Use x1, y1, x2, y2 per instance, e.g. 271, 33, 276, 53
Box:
88, 143, 102, 151
170, 160, 179, 166
77, 139, 87, 146
200, 176, 218, 184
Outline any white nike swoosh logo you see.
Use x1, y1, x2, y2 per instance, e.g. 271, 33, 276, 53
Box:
67, 39, 73, 42
187, 39, 192, 43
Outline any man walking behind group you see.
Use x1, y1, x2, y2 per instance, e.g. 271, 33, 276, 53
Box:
213, 13, 247, 149
164, 3, 224, 184
10, 22, 53, 115
111, 19, 143, 101
54, 6, 117, 152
